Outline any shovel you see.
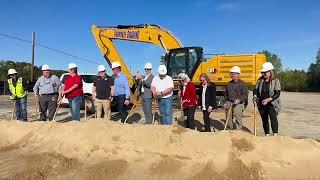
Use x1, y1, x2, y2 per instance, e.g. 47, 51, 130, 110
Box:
11, 100, 16, 120
224, 104, 234, 130
33, 99, 41, 121
253, 102, 257, 136
152, 98, 157, 124
123, 97, 139, 124
53, 99, 62, 121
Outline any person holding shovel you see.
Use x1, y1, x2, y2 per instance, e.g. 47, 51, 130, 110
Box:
198, 73, 217, 132
92, 65, 114, 121
253, 62, 281, 136
6, 68, 28, 122
111, 62, 130, 122
178, 73, 197, 130
151, 65, 174, 125
224, 66, 248, 130
33, 64, 62, 121
61, 63, 83, 121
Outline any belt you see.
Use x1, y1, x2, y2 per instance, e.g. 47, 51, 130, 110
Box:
41, 93, 58, 96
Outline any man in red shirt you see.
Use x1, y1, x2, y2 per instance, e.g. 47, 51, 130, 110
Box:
61, 63, 83, 120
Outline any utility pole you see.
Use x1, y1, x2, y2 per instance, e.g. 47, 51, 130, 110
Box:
31, 32, 35, 82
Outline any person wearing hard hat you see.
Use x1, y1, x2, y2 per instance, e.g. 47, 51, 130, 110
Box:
151, 65, 174, 125
61, 63, 83, 121
33, 64, 62, 121
6, 68, 28, 121
92, 65, 114, 120
253, 62, 281, 136
178, 72, 198, 130
111, 61, 130, 122
136, 63, 155, 124
223, 66, 248, 130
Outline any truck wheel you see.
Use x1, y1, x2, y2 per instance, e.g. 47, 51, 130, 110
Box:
83, 96, 95, 114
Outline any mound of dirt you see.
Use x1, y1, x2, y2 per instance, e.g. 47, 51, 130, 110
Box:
0, 119, 320, 179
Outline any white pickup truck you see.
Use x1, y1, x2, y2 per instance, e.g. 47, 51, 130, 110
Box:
60, 73, 98, 113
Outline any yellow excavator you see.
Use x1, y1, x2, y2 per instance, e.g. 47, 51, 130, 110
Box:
91, 24, 266, 106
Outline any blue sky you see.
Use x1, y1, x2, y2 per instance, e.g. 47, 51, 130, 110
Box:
1, 0, 319, 74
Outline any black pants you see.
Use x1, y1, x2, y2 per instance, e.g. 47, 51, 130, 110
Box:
39, 94, 58, 121
259, 104, 278, 134
183, 106, 196, 130
202, 110, 213, 132
114, 95, 128, 122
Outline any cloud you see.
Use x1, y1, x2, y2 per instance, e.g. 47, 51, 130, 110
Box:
216, 2, 239, 11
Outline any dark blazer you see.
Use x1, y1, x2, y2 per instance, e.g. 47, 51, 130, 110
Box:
198, 82, 217, 110
137, 74, 154, 99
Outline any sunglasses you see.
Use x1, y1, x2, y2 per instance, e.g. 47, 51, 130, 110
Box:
261, 71, 269, 74
145, 68, 151, 71
99, 70, 105, 73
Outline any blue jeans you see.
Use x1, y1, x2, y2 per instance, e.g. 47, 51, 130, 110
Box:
68, 96, 82, 121
158, 95, 173, 125
142, 97, 153, 124
15, 97, 27, 121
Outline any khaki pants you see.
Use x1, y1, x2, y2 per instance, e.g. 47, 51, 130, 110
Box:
226, 101, 244, 130
94, 98, 111, 120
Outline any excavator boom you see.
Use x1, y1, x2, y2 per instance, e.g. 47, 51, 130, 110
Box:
92, 24, 183, 87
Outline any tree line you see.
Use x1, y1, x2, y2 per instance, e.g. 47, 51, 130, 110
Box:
0, 60, 67, 82
260, 49, 320, 92
1, 48, 320, 92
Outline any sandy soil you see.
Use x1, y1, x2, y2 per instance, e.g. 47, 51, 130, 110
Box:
0, 91, 319, 179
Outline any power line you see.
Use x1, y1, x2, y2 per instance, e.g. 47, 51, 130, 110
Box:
0, 33, 99, 65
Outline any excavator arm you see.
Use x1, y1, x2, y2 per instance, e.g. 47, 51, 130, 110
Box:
91, 24, 183, 87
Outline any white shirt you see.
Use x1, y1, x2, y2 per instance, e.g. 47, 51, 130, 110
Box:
182, 83, 187, 96
202, 84, 207, 110
151, 75, 174, 98
141, 73, 151, 93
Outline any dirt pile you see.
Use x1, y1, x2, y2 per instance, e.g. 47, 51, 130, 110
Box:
0, 119, 319, 179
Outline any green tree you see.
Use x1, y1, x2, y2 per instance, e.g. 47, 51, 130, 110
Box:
308, 48, 320, 90
279, 70, 309, 92
259, 50, 283, 74
0, 60, 67, 81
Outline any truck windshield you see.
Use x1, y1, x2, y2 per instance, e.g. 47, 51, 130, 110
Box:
167, 48, 199, 79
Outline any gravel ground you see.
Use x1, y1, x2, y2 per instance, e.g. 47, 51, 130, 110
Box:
0, 91, 319, 140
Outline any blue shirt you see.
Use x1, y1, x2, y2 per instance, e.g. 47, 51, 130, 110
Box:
114, 72, 130, 99
33, 75, 61, 95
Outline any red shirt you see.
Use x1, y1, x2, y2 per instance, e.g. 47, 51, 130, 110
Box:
64, 74, 83, 99
181, 82, 198, 109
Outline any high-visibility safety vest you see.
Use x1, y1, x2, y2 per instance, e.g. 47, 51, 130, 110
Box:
8, 77, 27, 99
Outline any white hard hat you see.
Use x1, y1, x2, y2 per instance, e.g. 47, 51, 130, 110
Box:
260, 62, 274, 72
98, 65, 106, 72
158, 65, 167, 75
230, 66, 241, 73
178, 72, 188, 80
111, 61, 121, 69
68, 63, 77, 69
8, 69, 17, 75
41, 64, 50, 71
144, 63, 152, 69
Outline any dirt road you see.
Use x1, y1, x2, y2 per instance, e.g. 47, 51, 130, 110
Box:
1, 91, 319, 140
0, 91, 320, 179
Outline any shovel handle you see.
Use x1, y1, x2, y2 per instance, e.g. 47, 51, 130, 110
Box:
11, 100, 16, 120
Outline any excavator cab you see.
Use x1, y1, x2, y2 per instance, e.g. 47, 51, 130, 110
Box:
166, 47, 204, 80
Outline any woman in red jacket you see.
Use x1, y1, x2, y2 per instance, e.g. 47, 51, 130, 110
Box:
178, 73, 197, 130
